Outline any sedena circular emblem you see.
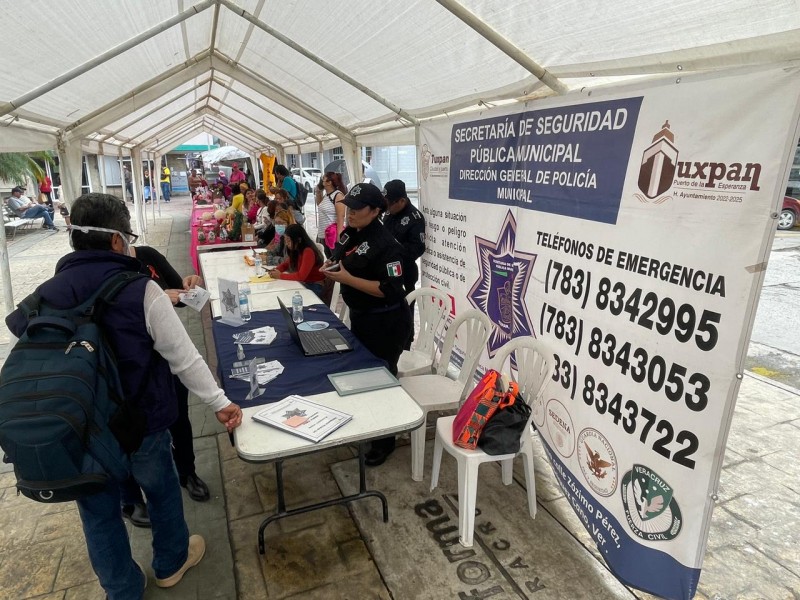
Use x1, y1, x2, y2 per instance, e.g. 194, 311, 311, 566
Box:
545, 399, 575, 458
577, 428, 618, 497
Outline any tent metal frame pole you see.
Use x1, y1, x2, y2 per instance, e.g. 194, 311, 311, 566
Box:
213, 53, 352, 141
207, 79, 321, 142
205, 119, 263, 154
205, 94, 292, 145
0, 0, 215, 118
98, 76, 214, 143
434, 0, 567, 95
217, 0, 418, 126
66, 52, 211, 139
118, 149, 129, 203
145, 120, 206, 154
205, 111, 275, 149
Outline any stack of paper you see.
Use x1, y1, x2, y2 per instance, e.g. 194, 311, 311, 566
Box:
251, 395, 353, 443
233, 326, 277, 345
230, 360, 284, 385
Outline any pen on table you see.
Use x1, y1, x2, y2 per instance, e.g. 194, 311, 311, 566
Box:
229, 431, 235, 446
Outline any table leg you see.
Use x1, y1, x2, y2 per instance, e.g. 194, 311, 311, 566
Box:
257, 444, 389, 555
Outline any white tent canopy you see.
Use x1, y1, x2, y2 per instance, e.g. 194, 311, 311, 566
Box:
1, 0, 799, 162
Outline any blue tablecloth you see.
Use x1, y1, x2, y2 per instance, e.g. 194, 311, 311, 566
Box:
212, 303, 387, 408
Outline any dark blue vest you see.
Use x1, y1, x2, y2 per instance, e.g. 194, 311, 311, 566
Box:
6, 251, 178, 434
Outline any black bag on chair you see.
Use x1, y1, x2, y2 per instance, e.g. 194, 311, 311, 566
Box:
477, 393, 531, 455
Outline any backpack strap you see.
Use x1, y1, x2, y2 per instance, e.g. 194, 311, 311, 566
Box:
17, 291, 43, 319
85, 272, 150, 319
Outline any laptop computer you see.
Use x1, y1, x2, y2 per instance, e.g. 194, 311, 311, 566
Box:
277, 297, 353, 356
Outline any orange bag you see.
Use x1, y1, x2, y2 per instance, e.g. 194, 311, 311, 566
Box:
453, 369, 519, 450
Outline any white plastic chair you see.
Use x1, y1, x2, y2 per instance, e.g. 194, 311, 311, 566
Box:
429, 336, 552, 547
397, 287, 451, 377
399, 309, 492, 481
328, 281, 350, 328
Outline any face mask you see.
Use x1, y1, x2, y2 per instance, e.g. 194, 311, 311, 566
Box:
275, 225, 286, 235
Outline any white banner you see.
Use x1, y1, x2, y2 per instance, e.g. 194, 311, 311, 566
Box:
418, 66, 800, 600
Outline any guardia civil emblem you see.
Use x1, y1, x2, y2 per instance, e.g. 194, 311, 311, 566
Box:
621, 464, 683, 541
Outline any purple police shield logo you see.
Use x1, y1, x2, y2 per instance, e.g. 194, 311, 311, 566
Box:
467, 211, 536, 360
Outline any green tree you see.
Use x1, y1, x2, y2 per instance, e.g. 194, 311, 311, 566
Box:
0, 151, 53, 185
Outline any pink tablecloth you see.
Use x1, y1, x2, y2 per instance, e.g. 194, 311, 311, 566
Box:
189, 206, 255, 273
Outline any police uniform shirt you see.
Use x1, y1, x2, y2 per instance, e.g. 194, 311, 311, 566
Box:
332, 219, 407, 311
382, 202, 425, 283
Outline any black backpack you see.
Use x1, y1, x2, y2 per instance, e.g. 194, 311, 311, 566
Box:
0, 271, 148, 503
293, 184, 308, 212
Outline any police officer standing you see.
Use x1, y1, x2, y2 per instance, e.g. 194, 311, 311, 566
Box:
382, 180, 426, 296
323, 182, 412, 466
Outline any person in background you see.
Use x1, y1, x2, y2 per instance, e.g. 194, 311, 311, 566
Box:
229, 162, 246, 186
315, 172, 347, 258
254, 191, 274, 246
244, 188, 258, 223
267, 224, 325, 296
382, 179, 425, 297
120, 246, 213, 526
264, 208, 295, 264
270, 164, 298, 207
230, 183, 248, 213
5, 193, 242, 598
245, 167, 256, 190
38, 174, 53, 206
37, 176, 70, 222
160, 166, 171, 202
124, 167, 133, 200
143, 170, 152, 203
322, 183, 411, 466
188, 170, 201, 195
217, 170, 229, 187
6, 186, 59, 231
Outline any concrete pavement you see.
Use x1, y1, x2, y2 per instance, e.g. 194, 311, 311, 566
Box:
0, 194, 798, 599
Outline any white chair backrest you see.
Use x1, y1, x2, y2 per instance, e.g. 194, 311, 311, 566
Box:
489, 336, 552, 408
436, 309, 493, 400
405, 287, 451, 359
314, 242, 326, 256
329, 281, 341, 310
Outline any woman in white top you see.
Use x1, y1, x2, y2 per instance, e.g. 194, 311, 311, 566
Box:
315, 171, 347, 258
254, 191, 274, 246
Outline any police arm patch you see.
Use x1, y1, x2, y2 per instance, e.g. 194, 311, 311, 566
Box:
387, 261, 403, 277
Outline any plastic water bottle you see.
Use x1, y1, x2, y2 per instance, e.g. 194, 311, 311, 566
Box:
239, 284, 251, 321
292, 291, 303, 323
254, 253, 262, 274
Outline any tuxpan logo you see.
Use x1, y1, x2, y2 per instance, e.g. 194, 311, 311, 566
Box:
634, 120, 763, 205
620, 464, 683, 541
420, 144, 450, 181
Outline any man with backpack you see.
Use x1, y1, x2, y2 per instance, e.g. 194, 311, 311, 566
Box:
2, 193, 242, 599
271, 164, 305, 212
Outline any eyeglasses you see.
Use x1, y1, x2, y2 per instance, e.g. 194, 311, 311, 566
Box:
68, 225, 139, 245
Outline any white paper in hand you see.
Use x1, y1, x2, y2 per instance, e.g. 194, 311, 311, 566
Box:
178, 286, 210, 311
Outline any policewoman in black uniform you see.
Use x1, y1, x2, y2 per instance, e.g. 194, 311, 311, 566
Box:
323, 182, 412, 466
